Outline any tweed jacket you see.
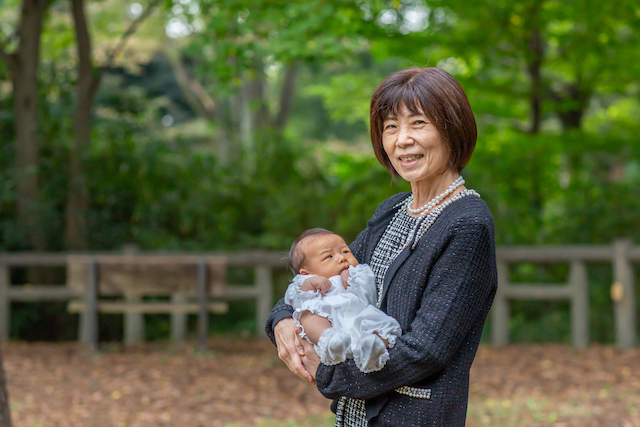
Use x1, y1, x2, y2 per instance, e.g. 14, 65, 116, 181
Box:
266, 192, 497, 426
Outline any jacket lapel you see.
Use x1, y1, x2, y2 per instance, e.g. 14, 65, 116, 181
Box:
363, 193, 412, 311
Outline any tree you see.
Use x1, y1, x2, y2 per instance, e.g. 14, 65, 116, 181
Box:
65, 0, 162, 249
0, 347, 10, 427
163, 0, 383, 168
0, 0, 54, 251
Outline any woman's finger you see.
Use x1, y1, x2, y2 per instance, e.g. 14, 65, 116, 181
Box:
274, 318, 314, 383
300, 339, 320, 382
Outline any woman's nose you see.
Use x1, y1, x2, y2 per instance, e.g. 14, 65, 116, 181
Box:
397, 127, 414, 147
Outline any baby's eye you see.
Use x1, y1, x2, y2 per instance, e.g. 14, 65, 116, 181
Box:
325, 255, 332, 260
343, 250, 351, 254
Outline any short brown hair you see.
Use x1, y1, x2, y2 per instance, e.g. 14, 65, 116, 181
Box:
288, 228, 335, 274
370, 67, 477, 177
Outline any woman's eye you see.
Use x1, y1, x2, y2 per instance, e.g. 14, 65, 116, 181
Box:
384, 124, 396, 130
414, 120, 426, 125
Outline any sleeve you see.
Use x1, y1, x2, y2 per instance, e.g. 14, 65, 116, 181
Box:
265, 297, 294, 346
344, 264, 377, 306
315, 219, 497, 400
284, 274, 323, 308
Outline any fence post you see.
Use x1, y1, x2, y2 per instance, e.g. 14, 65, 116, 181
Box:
491, 262, 510, 346
255, 265, 272, 338
171, 292, 187, 343
86, 257, 98, 350
197, 258, 208, 351
612, 238, 636, 349
124, 293, 144, 345
570, 260, 589, 348
0, 265, 9, 342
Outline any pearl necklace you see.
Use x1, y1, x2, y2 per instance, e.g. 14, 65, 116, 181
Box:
405, 189, 480, 250
406, 176, 465, 214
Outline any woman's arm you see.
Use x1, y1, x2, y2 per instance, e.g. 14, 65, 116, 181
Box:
315, 218, 497, 400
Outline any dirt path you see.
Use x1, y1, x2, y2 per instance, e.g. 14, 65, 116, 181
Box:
2, 339, 639, 426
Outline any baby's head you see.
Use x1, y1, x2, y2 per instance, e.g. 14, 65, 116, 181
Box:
288, 228, 358, 277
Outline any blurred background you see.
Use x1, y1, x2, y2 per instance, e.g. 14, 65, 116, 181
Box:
2, 1, 640, 426
1, 0, 639, 345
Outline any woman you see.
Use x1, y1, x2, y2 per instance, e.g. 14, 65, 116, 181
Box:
266, 67, 497, 426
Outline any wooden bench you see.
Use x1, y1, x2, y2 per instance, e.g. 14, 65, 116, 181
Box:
67, 255, 227, 349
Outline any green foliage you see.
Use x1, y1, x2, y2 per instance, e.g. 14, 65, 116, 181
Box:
1, 0, 639, 343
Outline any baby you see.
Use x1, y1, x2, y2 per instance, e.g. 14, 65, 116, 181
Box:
284, 228, 402, 373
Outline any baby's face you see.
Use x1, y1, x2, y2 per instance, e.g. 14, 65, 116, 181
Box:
299, 234, 358, 278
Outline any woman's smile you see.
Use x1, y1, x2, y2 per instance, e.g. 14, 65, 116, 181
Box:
382, 106, 449, 187
398, 154, 423, 165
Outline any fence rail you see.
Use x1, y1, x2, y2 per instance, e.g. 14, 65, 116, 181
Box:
0, 250, 287, 347
494, 238, 638, 349
1, 239, 638, 348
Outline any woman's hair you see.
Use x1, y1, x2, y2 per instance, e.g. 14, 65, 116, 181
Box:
370, 67, 477, 177
288, 228, 335, 274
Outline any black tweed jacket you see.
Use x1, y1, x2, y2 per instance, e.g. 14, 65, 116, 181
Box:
266, 192, 497, 426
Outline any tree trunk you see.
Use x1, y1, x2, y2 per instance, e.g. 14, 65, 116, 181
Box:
0, 347, 11, 427
274, 61, 300, 131
67, 0, 101, 250
7, 0, 50, 252
66, 0, 162, 249
550, 82, 588, 132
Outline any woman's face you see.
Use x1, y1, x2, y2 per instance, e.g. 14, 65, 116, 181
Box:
382, 105, 450, 185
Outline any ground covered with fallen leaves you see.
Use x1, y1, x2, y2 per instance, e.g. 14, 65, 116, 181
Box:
2, 338, 639, 426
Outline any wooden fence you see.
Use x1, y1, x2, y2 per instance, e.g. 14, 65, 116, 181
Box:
0, 239, 638, 348
0, 250, 287, 348
494, 238, 638, 349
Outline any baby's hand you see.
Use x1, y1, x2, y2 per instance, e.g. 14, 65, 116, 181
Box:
340, 269, 351, 289
300, 276, 332, 293
374, 331, 390, 348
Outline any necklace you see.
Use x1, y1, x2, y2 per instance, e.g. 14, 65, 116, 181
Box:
372, 190, 480, 307
405, 189, 480, 250
406, 176, 465, 214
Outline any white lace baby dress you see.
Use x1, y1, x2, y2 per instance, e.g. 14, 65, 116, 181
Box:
284, 264, 402, 373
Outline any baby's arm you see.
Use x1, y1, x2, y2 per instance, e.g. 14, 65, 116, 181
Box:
300, 276, 332, 293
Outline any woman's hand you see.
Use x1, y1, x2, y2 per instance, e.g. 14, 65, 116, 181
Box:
274, 318, 315, 383
300, 338, 321, 380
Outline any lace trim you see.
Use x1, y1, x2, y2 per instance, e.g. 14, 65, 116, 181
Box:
292, 308, 332, 343
395, 386, 431, 399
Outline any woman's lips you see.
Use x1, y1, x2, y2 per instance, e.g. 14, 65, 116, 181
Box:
399, 154, 423, 166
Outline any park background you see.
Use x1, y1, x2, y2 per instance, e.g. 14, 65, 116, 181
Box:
0, 0, 639, 425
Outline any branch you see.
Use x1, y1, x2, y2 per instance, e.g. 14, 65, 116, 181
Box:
163, 47, 216, 121
102, 0, 163, 69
